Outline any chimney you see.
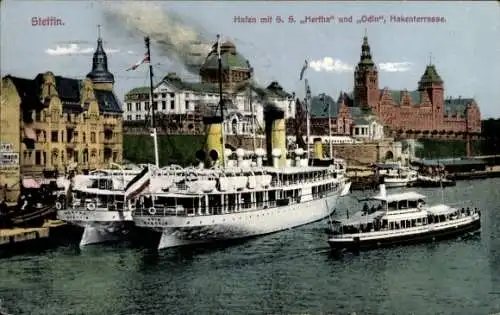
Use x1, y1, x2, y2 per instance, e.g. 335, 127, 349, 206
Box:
202, 115, 224, 167
264, 103, 286, 168
313, 137, 323, 159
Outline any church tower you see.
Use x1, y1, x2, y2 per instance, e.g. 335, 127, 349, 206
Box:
86, 26, 115, 91
353, 32, 379, 110
418, 58, 444, 129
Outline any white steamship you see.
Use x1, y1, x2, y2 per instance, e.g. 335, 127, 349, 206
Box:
132, 106, 351, 250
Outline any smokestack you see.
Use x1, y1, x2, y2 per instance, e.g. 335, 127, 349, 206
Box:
313, 137, 323, 160
264, 103, 286, 168
203, 116, 224, 167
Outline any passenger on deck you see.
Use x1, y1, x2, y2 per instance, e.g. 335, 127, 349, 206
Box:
363, 203, 369, 214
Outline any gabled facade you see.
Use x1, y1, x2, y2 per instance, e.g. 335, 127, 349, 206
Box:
0, 33, 123, 183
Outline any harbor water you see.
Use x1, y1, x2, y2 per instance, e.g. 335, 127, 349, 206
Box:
0, 179, 499, 315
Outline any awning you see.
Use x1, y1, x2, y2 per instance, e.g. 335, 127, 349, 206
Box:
22, 178, 41, 189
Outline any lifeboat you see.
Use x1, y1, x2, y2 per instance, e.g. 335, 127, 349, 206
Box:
255, 174, 272, 188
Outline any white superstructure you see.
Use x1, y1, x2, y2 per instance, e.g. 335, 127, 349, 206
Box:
328, 184, 481, 251
56, 166, 146, 246
133, 150, 351, 250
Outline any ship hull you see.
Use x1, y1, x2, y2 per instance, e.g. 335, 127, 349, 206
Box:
57, 209, 134, 246
134, 193, 340, 250
384, 180, 412, 188
328, 215, 480, 252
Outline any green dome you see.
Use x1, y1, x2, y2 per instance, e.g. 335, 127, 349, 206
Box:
419, 64, 443, 85
200, 41, 249, 70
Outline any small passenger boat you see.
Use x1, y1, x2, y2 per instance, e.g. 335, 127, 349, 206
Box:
327, 184, 481, 252
413, 175, 456, 188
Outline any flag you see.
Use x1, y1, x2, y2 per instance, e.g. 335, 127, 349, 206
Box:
216, 34, 221, 59
124, 167, 151, 200
126, 53, 150, 71
23, 123, 36, 150
299, 59, 308, 80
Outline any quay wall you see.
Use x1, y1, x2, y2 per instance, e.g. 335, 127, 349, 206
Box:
124, 133, 395, 166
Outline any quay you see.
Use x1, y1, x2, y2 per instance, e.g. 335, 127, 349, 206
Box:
0, 220, 71, 257
448, 165, 500, 180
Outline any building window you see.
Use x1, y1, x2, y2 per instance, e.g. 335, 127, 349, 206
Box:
170, 93, 175, 98
185, 100, 189, 110
135, 103, 141, 111
51, 131, 58, 142
35, 151, 41, 165
136, 114, 141, 120
162, 93, 166, 98
162, 101, 166, 110
170, 100, 175, 110
83, 132, 86, 143
90, 132, 96, 143
127, 103, 132, 111
145, 102, 149, 108
104, 129, 113, 141
153, 101, 158, 110
127, 115, 132, 120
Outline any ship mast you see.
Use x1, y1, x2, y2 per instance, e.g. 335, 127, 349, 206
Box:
305, 79, 311, 161
145, 36, 159, 168
217, 34, 226, 167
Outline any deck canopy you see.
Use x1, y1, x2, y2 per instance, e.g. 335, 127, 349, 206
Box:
370, 191, 426, 203
426, 204, 457, 216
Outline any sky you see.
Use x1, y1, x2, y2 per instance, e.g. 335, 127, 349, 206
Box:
1, 1, 499, 118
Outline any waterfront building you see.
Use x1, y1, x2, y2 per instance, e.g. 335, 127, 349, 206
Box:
0, 33, 123, 185
351, 34, 481, 138
303, 34, 481, 141
122, 41, 294, 135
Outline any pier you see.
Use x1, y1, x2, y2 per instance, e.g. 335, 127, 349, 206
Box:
0, 220, 69, 256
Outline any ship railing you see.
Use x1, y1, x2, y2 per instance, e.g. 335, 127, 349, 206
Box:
69, 197, 126, 211
133, 200, 284, 218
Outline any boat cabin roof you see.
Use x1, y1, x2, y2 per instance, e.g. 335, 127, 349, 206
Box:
370, 191, 426, 203
426, 204, 457, 216
338, 210, 385, 226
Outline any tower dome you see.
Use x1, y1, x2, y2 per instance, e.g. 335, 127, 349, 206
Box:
86, 27, 115, 88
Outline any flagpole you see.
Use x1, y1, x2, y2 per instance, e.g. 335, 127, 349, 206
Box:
217, 34, 226, 168
145, 36, 159, 168
305, 80, 311, 162
299, 59, 311, 162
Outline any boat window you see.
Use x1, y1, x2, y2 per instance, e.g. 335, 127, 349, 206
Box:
411, 219, 416, 227
406, 220, 410, 227
256, 192, 264, 208
208, 195, 222, 214
389, 222, 394, 230
408, 200, 418, 208
401, 220, 406, 228
398, 200, 408, 209
268, 190, 276, 202
228, 194, 237, 212
241, 193, 251, 209
388, 201, 398, 210
382, 220, 388, 229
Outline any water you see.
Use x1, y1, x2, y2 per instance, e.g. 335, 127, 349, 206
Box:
1, 179, 500, 315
